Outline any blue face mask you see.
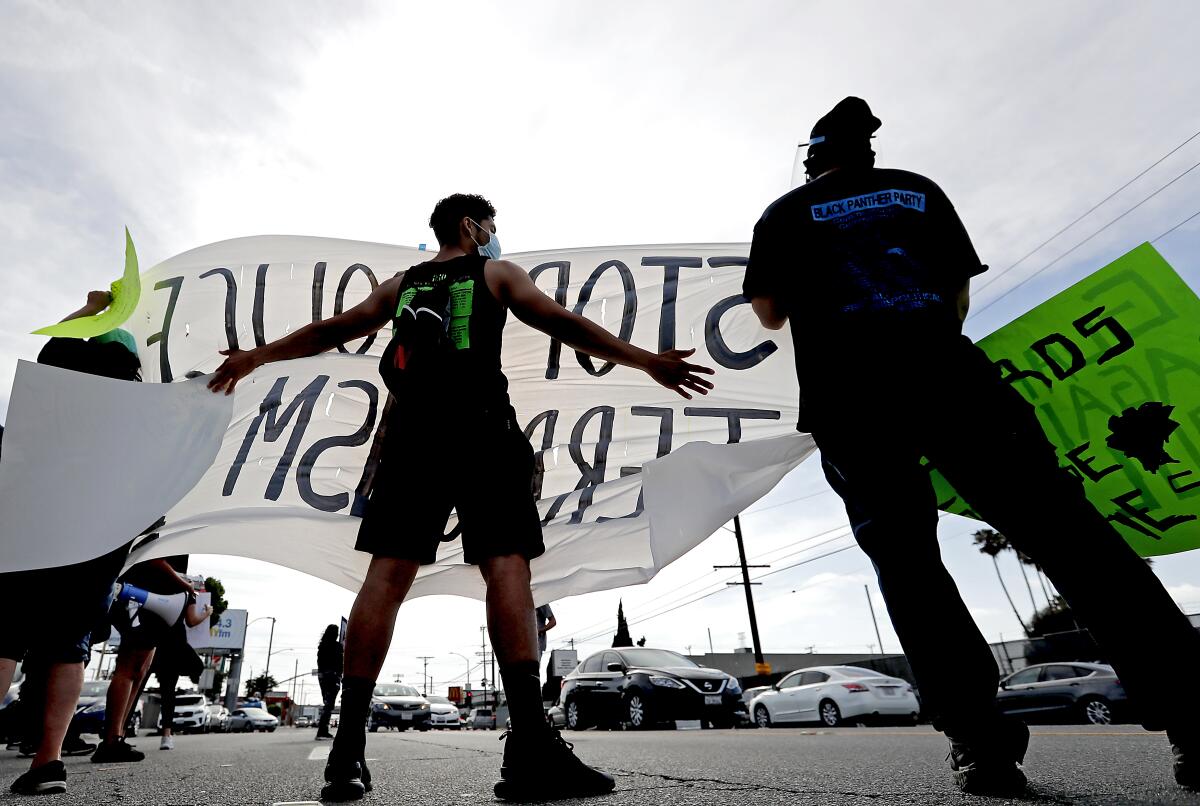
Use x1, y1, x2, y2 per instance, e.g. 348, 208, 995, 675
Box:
469, 220, 501, 260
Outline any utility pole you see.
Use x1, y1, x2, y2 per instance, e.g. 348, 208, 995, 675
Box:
263, 617, 277, 679
292, 658, 299, 702
864, 585, 885, 655
417, 656, 434, 696
715, 516, 770, 675
478, 626, 489, 706
707, 627, 714, 655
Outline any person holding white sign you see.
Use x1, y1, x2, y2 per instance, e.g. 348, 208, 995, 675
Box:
746, 96, 1200, 795
208, 193, 714, 802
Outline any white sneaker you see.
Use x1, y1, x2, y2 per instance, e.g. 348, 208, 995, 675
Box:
160, 735, 175, 751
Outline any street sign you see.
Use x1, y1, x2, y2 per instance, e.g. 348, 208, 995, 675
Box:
448, 686, 463, 703
550, 649, 579, 677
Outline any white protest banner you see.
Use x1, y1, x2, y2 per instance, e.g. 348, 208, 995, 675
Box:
1, 237, 813, 601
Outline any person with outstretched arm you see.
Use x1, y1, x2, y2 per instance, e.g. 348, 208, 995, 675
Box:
744, 97, 1200, 795
208, 194, 714, 801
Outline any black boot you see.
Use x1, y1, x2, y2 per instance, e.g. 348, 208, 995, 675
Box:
1170, 728, 1200, 789
321, 759, 366, 802
321, 676, 375, 801
946, 717, 1029, 796
494, 727, 616, 801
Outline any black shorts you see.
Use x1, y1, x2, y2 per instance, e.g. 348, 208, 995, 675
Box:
356, 407, 545, 565
0, 543, 129, 666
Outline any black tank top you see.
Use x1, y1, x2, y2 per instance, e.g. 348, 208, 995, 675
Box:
379, 254, 511, 415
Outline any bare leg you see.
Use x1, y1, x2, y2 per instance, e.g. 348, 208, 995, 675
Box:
343, 557, 420, 680
479, 555, 538, 666
103, 648, 154, 743
31, 662, 83, 767
0, 658, 16, 704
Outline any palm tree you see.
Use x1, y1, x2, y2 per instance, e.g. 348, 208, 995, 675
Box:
973, 529, 1030, 635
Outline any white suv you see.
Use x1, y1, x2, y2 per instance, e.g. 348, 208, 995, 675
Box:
170, 693, 210, 733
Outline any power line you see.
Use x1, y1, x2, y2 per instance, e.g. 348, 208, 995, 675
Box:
1151, 207, 1200, 243
969, 157, 1200, 321
971, 128, 1200, 298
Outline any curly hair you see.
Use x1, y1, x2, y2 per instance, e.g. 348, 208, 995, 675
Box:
429, 193, 496, 245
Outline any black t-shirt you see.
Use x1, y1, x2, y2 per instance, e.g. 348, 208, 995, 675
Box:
744, 167, 987, 420
379, 253, 511, 417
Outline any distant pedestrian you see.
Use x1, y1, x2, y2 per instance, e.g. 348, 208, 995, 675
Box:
315, 625, 342, 741
535, 605, 556, 662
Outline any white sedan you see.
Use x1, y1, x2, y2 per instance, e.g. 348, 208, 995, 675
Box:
425, 696, 462, 729
225, 707, 279, 732
751, 666, 919, 728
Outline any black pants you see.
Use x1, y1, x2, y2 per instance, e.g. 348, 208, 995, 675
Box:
318, 672, 341, 733
813, 337, 1200, 738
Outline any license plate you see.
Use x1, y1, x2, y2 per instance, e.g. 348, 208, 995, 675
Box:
400, 712, 412, 720
704, 694, 722, 706
878, 688, 896, 696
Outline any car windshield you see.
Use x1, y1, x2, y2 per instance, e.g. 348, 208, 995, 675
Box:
426, 696, 451, 704
79, 682, 108, 697
617, 649, 696, 668
373, 684, 420, 698
176, 695, 204, 705
242, 708, 269, 716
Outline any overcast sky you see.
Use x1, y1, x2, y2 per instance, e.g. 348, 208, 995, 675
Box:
4, 1, 1200, 699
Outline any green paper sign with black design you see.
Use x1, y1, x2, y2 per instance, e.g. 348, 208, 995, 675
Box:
932, 243, 1200, 556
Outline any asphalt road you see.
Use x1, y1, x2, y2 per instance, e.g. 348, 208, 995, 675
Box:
0, 725, 1194, 805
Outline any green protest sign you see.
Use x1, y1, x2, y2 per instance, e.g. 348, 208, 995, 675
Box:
931, 243, 1200, 556
32, 227, 141, 339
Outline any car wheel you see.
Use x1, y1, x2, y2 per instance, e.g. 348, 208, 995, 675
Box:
369, 723, 379, 733
819, 699, 842, 727
625, 692, 651, 730
754, 705, 773, 728
566, 698, 585, 731
1080, 696, 1114, 726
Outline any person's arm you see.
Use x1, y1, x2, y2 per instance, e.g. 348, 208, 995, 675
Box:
61, 291, 112, 323
744, 211, 790, 330
208, 276, 401, 395
539, 614, 557, 634
488, 261, 715, 399
184, 601, 213, 628
750, 297, 788, 330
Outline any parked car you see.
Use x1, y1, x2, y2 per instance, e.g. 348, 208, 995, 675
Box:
169, 693, 210, 733
560, 647, 746, 731
206, 704, 230, 732
225, 707, 278, 732
751, 666, 919, 728
294, 715, 312, 728
996, 662, 1126, 725
369, 684, 431, 732
425, 696, 462, 729
546, 703, 567, 729
467, 707, 495, 730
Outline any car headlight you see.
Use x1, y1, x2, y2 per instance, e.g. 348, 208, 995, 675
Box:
374, 703, 390, 710
420, 704, 430, 710
649, 676, 687, 689
726, 678, 742, 694
81, 702, 105, 714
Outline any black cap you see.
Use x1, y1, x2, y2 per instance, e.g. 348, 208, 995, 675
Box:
805, 97, 881, 148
